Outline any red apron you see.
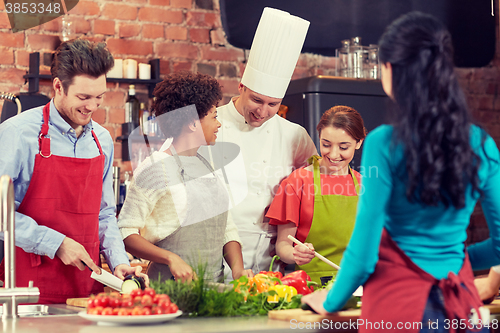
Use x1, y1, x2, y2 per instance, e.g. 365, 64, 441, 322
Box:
360, 229, 483, 333
1, 102, 105, 304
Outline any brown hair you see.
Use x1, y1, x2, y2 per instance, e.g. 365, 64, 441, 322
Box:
316, 105, 367, 142
51, 39, 114, 93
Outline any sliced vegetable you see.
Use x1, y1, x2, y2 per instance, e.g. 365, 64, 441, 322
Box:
121, 274, 146, 294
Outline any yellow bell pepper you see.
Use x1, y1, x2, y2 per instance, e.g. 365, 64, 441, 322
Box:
267, 285, 297, 303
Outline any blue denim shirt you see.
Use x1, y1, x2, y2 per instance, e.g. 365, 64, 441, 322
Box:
0, 99, 129, 270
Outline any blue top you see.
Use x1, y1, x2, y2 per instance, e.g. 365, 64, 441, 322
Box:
324, 124, 500, 312
0, 100, 129, 270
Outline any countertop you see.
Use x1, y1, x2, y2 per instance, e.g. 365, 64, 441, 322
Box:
6, 301, 500, 333
1, 304, 330, 333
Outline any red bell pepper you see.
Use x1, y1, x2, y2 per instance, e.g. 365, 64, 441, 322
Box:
280, 270, 316, 295
258, 255, 283, 279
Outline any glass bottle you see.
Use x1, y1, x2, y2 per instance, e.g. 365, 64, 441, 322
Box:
368, 44, 380, 79
125, 85, 140, 127
139, 103, 150, 134
351, 37, 364, 78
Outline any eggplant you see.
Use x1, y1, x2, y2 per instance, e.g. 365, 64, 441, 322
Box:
121, 274, 146, 294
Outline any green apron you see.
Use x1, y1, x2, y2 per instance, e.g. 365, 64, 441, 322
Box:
297, 155, 360, 285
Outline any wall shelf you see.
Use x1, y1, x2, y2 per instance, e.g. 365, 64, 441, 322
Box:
23, 52, 162, 98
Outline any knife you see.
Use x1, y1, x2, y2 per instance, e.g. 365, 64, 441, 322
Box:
82, 261, 123, 292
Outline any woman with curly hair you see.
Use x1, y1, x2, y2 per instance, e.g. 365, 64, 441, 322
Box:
303, 12, 500, 332
118, 72, 252, 283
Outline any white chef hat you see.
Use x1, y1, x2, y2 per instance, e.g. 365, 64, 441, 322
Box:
240, 7, 310, 99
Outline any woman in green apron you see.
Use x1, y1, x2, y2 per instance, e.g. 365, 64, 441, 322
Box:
267, 105, 366, 284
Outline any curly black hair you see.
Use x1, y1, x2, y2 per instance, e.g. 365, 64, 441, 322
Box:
152, 71, 222, 139
379, 11, 482, 208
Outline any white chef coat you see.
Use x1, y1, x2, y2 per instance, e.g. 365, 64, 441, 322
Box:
204, 97, 317, 278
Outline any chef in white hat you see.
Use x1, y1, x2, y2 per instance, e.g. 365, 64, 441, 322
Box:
210, 7, 318, 278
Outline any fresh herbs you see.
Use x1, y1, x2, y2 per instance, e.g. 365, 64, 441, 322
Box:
149, 269, 302, 317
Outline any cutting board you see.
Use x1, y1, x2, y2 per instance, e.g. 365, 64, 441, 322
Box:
268, 308, 361, 323
67, 297, 89, 308
485, 299, 500, 314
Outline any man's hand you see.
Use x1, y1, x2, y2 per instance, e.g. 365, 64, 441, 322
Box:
114, 264, 150, 287
55, 237, 101, 273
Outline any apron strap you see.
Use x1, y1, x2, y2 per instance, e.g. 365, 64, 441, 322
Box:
38, 102, 104, 157
39, 102, 52, 158
309, 155, 322, 197
309, 155, 360, 196
91, 130, 104, 156
169, 144, 216, 183
349, 166, 360, 196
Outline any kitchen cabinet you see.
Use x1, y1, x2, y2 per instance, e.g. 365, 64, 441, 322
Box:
23, 53, 162, 98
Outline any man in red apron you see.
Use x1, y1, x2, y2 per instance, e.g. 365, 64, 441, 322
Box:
0, 39, 145, 304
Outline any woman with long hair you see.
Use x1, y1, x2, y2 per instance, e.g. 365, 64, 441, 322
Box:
303, 11, 500, 332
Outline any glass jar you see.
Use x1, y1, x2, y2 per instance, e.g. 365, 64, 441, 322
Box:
336, 39, 351, 77
60, 16, 75, 42
350, 37, 367, 79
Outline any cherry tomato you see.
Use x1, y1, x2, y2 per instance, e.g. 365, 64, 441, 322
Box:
112, 308, 120, 316
133, 296, 142, 305
121, 299, 133, 308
142, 307, 152, 316
109, 291, 121, 298
158, 297, 171, 310
141, 294, 153, 307
143, 287, 156, 298
168, 303, 179, 314
87, 297, 96, 309
152, 306, 165, 315
95, 294, 110, 308
117, 308, 129, 316
101, 307, 114, 316
131, 306, 143, 316
130, 288, 144, 298
88, 306, 104, 315
108, 296, 122, 308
